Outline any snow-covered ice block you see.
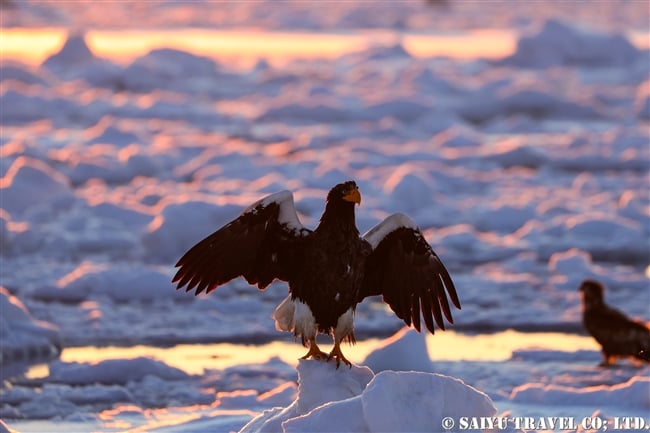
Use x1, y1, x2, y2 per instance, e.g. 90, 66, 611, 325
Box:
34, 261, 181, 303
1, 63, 47, 86
383, 166, 434, 213
240, 360, 373, 433
85, 117, 143, 147
48, 357, 190, 386
240, 359, 495, 433
217, 389, 259, 409
363, 327, 432, 372
482, 139, 548, 169
361, 371, 496, 433
510, 376, 650, 409
563, 216, 648, 262
501, 19, 640, 68
41, 32, 120, 86
0, 287, 61, 365
472, 203, 537, 234
119, 48, 220, 92
0, 157, 74, 217
42, 33, 96, 72
459, 85, 602, 123
548, 248, 594, 276
257, 382, 298, 407
142, 200, 242, 262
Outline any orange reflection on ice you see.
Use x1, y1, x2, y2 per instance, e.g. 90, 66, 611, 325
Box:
1, 28, 515, 68
0, 28, 68, 65
3, 27, 649, 68
53, 329, 599, 377
428, 330, 599, 362
56, 261, 107, 288
404, 29, 516, 59
87, 29, 373, 66
98, 402, 255, 433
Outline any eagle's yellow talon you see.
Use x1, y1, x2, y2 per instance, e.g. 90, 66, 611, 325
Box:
327, 343, 352, 368
300, 338, 328, 360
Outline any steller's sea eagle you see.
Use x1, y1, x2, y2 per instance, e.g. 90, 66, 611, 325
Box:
173, 181, 460, 367
579, 279, 650, 366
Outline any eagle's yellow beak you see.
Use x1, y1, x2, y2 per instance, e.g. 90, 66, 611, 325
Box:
343, 187, 361, 205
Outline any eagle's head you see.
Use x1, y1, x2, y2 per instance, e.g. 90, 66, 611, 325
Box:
319, 181, 361, 231
327, 181, 361, 206
579, 279, 605, 309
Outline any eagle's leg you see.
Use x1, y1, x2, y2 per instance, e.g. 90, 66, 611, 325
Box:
327, 308, 354, 368
598, 352, 614, 367
300, 338, 328, 360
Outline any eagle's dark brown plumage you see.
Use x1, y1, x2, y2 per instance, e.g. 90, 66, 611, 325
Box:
579, 279, 650, 366
173, 181, 460, 367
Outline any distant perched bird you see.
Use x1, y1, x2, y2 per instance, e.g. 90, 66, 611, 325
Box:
579, 279, 650, 366
173, 181, 460, 367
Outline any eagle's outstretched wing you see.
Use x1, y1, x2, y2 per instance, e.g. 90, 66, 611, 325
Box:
359, 213, 460, 334
173, 191, 311, 295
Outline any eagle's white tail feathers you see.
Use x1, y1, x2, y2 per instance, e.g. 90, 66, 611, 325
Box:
273, 296, 319, 343
272, 296, 295, 332
334, 308, 355, 344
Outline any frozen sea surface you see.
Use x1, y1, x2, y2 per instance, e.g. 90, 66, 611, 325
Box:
1, 0, 649, 431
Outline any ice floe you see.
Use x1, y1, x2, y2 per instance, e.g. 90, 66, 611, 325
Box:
501, 20, 641, 68
240, 360, 496, 433
0, 287, 61, 367
1, 3, 648, 431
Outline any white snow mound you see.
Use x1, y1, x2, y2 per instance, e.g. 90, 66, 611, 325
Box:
239, 359, 496, 433
510, 376, 650, 409
0, 287, 61, 365
502, 19, 640, 68
363, 327, 432, 372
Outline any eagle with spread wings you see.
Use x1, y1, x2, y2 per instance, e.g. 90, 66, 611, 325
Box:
173, 181, 460, 367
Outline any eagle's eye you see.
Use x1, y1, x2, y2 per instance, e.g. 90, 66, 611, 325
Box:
342, 184, 361, 205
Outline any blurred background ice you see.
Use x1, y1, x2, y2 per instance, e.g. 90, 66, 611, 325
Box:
1, 1, 648, 432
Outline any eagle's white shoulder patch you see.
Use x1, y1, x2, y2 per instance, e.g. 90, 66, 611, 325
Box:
243, 190, 307, 235
362, 213, 418, 249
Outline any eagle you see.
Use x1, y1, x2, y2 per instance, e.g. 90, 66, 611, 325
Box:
173, 181, 460, 367
579, 279, 650, 366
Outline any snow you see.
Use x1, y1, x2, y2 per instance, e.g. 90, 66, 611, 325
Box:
0, 156, 75, 216
42, 32, 96, 72
383, 167, 435, 213
2, 1, 649, 432
363, 327, 432, 372
240, 360, 495, 433
510, 376, 650, 409
501, 19, 642, 68
118, 48, 221, 93
48, 357, 190, 385
32, 261, 184, 303
0, 287, 61, 367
